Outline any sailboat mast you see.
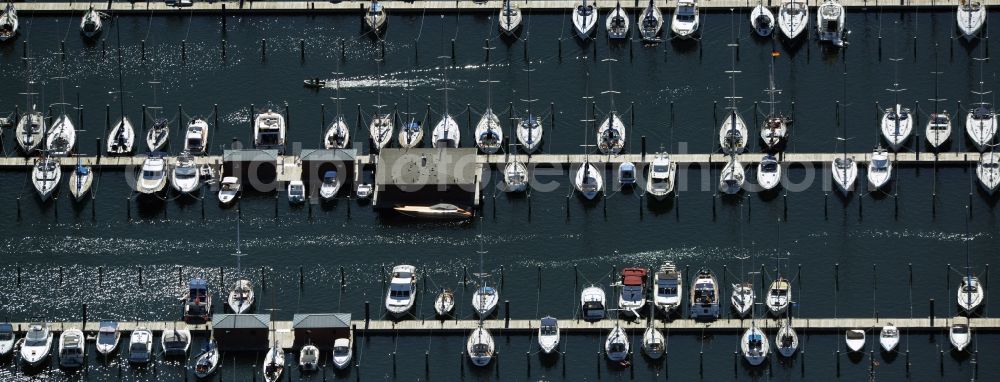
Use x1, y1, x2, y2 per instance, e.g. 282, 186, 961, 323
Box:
115, 15, 125, 119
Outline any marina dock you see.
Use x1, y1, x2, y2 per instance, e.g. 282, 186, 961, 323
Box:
11, 0, 987, 13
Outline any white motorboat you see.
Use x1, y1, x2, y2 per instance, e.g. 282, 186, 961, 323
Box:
332, 338, 353, 369
867, 147, 893, 190
504, 160, 528, 193
16, 108, 45, 155
957, 1, 986, 39
32, 157, 61, 201
0, 323, 15, 357
777, 0, 808, 39
325, 117, 351, 149
46, 114, 76, 156
182, 277, 213, 322
171, 153, 201, 194
161, 328, 192, 357
775, 322, 799, 357
128, 328, 153, 364
605, 324, 629, 361
618, 267, 649, 317
0, 2, 17, 41
146, 118, 169, 152
766, 277, 791, 316
977, 152, 1000, 194
653, 262, 682, 315
816, 0, 846, 46
370, 113, 394, 150
831, 156, 858, 195
575, 162, 604, 200
926, 113, 952, 149
467, 326, 495, 366
950, 321, 971, 351
299, 344, 320, 371
475, 109, 503, 154
435, 288, 455, 316
58, 329, 85, 369
741, 324, 769, 366
879, 324, 899, 352
218, 176, 241, 206
228, 279, 255, 314
642, 327, 665, 359
398, 118, 422, 148
538, 316, 560, 354
287, 180, 305, 204
20, 322, 52, 367
68, 160, 92, 202
319, 171, 341, 200
671, 0, 699, 38
386, 265, 417, 318
731, 282, 754, 318
95, 320, 120, 357
364, 0, 387, 33
581, 285, 607, 320
432, 115, 460, 148
193, 340, 220, 379
394, 204, 472, 219
263, 345, 285, 382
638, 0, 663, 42
499, 0, 522, 36
646, 152, 676, 200
619, 162, 636, 186
844, 329, 865, 352
719, 156, 745, 195
184, 118, 208, 154
606, 1, 629, 40
690, 269, 720, 320
967, 104, 996, 151
472, 285, 499, 317
751, 4, 775, 37
517, 114, 543, 153
881, 104, 913, 151
107, 117, 135, 155
80, 6, 102, 38
757, 154, 782, 191
254, 110, 286, 150
572, 0, 598, 39
957, 275, 984, 313
136, 155, 167, 194
597, 113, 626, 154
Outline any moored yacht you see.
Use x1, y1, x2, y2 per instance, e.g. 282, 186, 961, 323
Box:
364, 0, 387, 33
386, 265, 417, 318
757, 154, 781, 191
475, 109, 503, 154
20, 321, 52, 367
263, 343, 285, 382
80, 6, 102, 38
816, 0, 846, 46
638, 0, 663, 42
370, 113, 394, 150
777, 0, 808, 40
287, 180, 305, 204
183, 277, 212, 322
690, 269, 720, 320
254, 110, 286, 151
881, 104, 913, 150
957, 275, 984, 313
472, 285, 499, 318
605, 323, 629, 361
750, 4, 775, 37
432, 114, 460, 148
950, 321, 972, 351
766, 277, 791, 316
731, 282, 754, 318
575, 161, 604, 200
0, 2, 18, 42
193, 340, 220, 378
161, 328, 192, 357
127, 328, 153, 364
299, 344, 319, 372
146, 118, 170, 152
741, 324, 769, 366
218, 176, 241, 206
605, 1, 629, 40
776, 321, 799, 357
107, 116, 135, 155
58, 329, 85, 369
136, 154, 167, 194
581, 285, 607, 320
967, 104, 996, 151
572, 0, 598, 39
171, 153, 201, 194
398, 118, 422, 148
319, 171, 341, 200
957, 1, 986, 39
618, 267, 648, 317
434, 289, 455, 317
671, 0, 699, 38
926, 112, 952, 149
653, 262, 682, 315
517, 114, 543, 153
597, 112, 626, 154
719, 156, 745, 195
0, 323, 14, 357
185, 118, 208, 154
538, 316, 560, 354
228, 279, 255, 314
68, 159, 92, 202
867, 147, 893, 190
504, 159, 528, 193
845, 329, 865, 352
16, 108, 45, 155
467, 326, 495, 366
498, 0, 522, 36
95, 320, 120, 357
32, 157, 61, 201
646, 151, 676, 199
325, 117, 351, 149
332, 338, 353, 369
642, 326, 665, 359
977, 152, 1000, 194
879, 324, 899, 352
831, 156, 858, 195
46, 114, 76, 156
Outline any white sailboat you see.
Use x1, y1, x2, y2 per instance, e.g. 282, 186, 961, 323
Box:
46, 115, 76, 157
638, 0, 664, 42
646, 151, 676, 199
537, 316, 560, 354
399, 117, 422, 148
572, 0, 598, 39
0, 2, 17, 41
575, 162, 604, 200
598, 59, 626, 155
605, 323, 629, 361
689, 269, 720, 319
741, 324, 769, 366
867, 146, 893, 190
816, 0, 846, 46
605, 1, 629, 40
977, 152, 1000, 194
504, 158, 528, 193
956, 1, 986, 39
653, 262, 682, 315
432, 62, 460, 148
80, 6, 102, 38
720, 45, 746, 154
468, 231, 495, 366
957, 275, 985, 313
731, 282, 754, 318
472, 285, 499, 318
16, 107, 45, 155
326, 117, 351, 150
719, 155, 745, 195
757, 154, 782, 191
844, 329, 866, 352
832, 155, 858, 195
369, 61, 394, 150
766, 277, 791, 316
68, 158, 92, 202
364, 0, 387, 33
263, 344, 285, 382
434, 288, 455, 316
193, 340, 220, 378
517, 66, 543, 153
671, 0, 699, 38
949, 321, 972, 351
777, 0, 808, 40
32, 157, 61, 201
775, 320, 798, 357
642, 326, 665, 359
879, 323, 899, 352
57, 329, 85, 369
750, 3, 775, 37
467, 326, 495, 366
967, 57, 996, 151
760, 53, 788, 150
107, 116, 135, 155
146, 118, 170, 152
880, 58, 913, 150
228, 279, 255, 314
581, 285, 607, 320
926, 50, 951, 149
386, 265, 417, 318
476, 61, 503, 154
498, 0, 522, 36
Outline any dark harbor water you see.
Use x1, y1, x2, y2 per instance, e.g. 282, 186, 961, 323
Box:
0, 6, 998, 381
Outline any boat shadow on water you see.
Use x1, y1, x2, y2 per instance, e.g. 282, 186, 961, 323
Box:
880, 348, 899, 364
645, 195, 675, 216
847, 350, 865, 364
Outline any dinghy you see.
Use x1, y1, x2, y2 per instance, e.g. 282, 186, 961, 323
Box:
498, 0, 522, 36
638, 0, 663, 42
185, 118, 208, 154
385, 265, 418, 318
435, 288, 455, 316
146, 118, 170, 152
538, 316, 560, 354
171, 153, 201, 194
95, 320, 120, 357
0, 2, 17, 41
57, 329, 85, 369
879, 324, 899, 352
977, 152, 1000, 194
957, 1, 986, 39
777, 0, 808, 40
299, 344, 320, 371
572, 0, 598, 39
80, 6, 102, 38
671, 0, 700, 38
757, 154, 782, 191
816, 0, 846, 46
741, 324, 769, 366
193, 340, 220, 378
332, 338, 353, 369
867, 146, 893, 190
845, 329, 866, 352
575, 162, 603, 200
32, 157, 61, 201
750, 4, 775, 37
581, 285, 607, 320
161, 328, 192, 357
46, 114, 76, 156
605, 324, 629, 361
653, 262, 682, 315
228, 279, 255, 314
107, 117, 135, 155
324, 117, 351, 149
16, 108, 45, 155
127, 328, 153, 364
605, 1, 629, 40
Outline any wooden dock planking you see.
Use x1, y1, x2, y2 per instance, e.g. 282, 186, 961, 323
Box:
12, 0, 986, 14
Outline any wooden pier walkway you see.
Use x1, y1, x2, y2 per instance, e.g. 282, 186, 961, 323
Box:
12, 0, 989, 14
